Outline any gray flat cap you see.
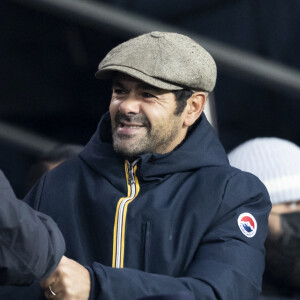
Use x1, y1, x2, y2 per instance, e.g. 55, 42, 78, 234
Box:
95, 31, 217, 92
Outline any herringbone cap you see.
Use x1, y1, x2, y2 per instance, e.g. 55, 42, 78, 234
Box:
95, 31, 217, 92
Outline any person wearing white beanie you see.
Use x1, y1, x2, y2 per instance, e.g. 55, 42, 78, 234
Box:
229, 137, 300, 299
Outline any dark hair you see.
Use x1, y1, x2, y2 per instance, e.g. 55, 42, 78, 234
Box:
173, 89, 194, 115
25, 144, 83, 193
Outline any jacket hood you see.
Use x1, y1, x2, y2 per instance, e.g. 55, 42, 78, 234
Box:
80, 111, 229, 180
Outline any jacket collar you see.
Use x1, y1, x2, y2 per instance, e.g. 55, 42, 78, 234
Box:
80, 111, 229, 181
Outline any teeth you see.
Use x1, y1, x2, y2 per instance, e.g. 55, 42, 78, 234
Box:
124, 125, 140, 128
119, 123, 141, 128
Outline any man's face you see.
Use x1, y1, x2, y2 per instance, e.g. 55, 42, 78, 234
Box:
109, 74, 188, 158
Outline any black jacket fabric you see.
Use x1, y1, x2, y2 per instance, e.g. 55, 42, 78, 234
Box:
0, 169, 65, 285
9, 112, 270, 299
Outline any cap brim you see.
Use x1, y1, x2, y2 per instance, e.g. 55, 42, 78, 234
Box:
95, 65, 184, 91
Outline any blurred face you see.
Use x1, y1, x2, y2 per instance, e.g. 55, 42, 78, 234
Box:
268, 201, 300, 235
265, 201, 300, 289
109, 74, 188, 159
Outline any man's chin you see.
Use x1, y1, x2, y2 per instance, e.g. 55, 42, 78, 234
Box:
113, 140, 142, 158
112, 132, 151, 157
113, 147, 142, 159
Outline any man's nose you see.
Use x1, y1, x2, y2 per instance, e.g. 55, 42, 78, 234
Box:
118, 93, 141, 114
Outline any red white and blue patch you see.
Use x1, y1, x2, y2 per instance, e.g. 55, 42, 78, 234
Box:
237, 213, 257, 238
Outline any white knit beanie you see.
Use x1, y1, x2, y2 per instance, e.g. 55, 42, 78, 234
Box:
228, 137, 300, 205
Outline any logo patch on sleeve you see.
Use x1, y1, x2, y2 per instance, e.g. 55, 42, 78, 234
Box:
237, 213, 257, 238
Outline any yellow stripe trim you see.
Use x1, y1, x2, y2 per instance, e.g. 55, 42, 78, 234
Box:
120, 165, 140, 268
112, 161, 130, 267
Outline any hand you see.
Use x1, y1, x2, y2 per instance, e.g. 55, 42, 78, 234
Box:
40, 256, 91, 300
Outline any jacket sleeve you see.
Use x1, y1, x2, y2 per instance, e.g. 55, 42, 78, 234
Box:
0, 170, 65, 285
87, 171, 271, 300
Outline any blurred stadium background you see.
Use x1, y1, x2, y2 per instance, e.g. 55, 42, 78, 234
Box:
1, 0, 300, 198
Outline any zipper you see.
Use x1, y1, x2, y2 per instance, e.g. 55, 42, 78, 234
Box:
113, 159, 140, 268
142, 221, 152, 272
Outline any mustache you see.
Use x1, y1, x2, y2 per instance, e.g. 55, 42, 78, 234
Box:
115, 112, 151, 128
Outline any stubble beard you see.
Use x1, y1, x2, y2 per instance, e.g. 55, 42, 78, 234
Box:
112, 112, 182, 159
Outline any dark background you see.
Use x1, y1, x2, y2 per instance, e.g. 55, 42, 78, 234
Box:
1, 0, 300, 197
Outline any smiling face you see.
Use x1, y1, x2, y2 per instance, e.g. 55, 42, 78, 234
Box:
109, 74, 190, 159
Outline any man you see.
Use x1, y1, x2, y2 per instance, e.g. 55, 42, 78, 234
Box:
0, 169, 65, 285
228, 137, 300, 299
16, 32, 270, 299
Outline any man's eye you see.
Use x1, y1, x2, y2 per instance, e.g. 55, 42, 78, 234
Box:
113, 88, 126, 94
142, 92, 155, 98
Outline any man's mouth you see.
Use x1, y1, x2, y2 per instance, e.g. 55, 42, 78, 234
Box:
114, 113, 150, 136
118, 120, 144, 129
116, 120, 146, 136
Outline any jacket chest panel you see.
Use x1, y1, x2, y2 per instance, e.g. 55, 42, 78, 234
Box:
121, 184, 222, 275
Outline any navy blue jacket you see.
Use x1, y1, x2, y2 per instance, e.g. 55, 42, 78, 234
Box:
0, 170, 65, 285
7, 113, 270, 299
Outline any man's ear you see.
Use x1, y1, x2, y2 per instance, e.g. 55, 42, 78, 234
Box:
183, 92, 207, 127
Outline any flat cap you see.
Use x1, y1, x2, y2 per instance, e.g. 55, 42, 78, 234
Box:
95, 31, 217, 92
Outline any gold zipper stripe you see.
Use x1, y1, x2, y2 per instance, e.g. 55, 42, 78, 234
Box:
112, 161, 140, 268
112, 161, 130, 268
120, 165, 140, 268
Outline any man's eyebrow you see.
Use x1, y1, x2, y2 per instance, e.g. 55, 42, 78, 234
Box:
112, 81, 125, 88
